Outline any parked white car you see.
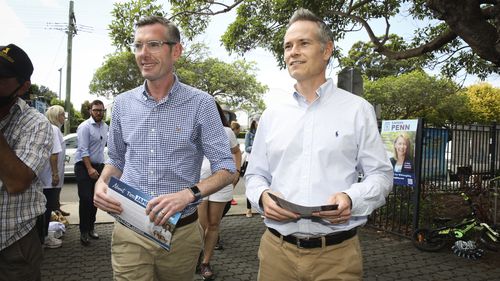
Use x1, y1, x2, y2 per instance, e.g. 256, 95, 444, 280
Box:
63, 133, 108, 178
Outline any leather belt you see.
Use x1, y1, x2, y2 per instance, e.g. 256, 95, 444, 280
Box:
268, 227, 357, 249
176, 210, 198, 228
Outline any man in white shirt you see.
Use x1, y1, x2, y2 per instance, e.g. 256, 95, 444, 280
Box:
245, 8, 393, 281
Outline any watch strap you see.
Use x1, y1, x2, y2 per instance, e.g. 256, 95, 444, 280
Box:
189, 185, 202, 202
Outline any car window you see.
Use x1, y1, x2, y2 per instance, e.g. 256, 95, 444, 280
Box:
65, 136, 78, 149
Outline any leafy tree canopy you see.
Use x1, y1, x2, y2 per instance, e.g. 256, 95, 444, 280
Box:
339, 35, 427, 80
28, 84, 57, 103
109, 0, 166, 51
177, 50, 268, 112
89, 51, 143, 99
462, 83, 500, 123
102, 1, 267, 113
89, 46, 267, 113
80, 100, 91, 120
170, 0, 500, 79
364, 70, 473, 125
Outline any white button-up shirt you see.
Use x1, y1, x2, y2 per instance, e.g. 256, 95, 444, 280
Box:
245, 78, 393, 237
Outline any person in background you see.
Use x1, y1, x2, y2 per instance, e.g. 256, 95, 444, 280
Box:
198, 102, 242, 280
390, 133, 413, 173
245, 8, 393, 280
230, 121, 240, 137
243, 119, 258, 218
92, 16, 236, 281
39, 105, 67, 248
0, 43, 53, 281
74, 99, 108, 246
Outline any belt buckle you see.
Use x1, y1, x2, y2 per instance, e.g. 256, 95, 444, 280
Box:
296, 236, 309, 249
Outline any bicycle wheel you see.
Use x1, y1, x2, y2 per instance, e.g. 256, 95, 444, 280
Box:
412, 228, 448, 252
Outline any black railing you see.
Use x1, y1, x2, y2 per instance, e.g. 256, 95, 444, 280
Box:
368, 122, 500, 237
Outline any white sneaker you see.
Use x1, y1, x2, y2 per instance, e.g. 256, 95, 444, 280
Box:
44, 236, 62, 248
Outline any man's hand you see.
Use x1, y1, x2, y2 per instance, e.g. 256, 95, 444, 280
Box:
87, 167, 99, 180
312, 192, 352, 224
93, 179, 122, 214
51, 173, 59, 186
145, 189, 194, 226
261, 190, 300, 221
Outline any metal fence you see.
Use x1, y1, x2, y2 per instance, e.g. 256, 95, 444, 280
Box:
368, 122, 500, 237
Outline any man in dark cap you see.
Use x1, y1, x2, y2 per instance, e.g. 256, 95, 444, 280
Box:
0, 44, 53, 281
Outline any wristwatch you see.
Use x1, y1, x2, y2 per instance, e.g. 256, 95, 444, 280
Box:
188, 185, 202, 202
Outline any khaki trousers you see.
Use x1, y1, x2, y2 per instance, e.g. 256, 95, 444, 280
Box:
258, 229, 363, 281
111, 221, 203, 281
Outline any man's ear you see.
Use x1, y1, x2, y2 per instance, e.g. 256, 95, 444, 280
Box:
19, 80, 31, 95
173, 43, 183, 60
323, 41, 334, 62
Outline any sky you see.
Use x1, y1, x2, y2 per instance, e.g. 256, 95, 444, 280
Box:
2, 0, 499, 125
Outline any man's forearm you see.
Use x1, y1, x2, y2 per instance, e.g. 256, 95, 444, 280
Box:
49, 154, 58, 175
0, 134, 35, 193
96, 164, 122, 185
198, 169, 234, 197
82, 156, 94, 172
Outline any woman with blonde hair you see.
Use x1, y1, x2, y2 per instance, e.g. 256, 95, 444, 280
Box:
39, 105, 67, 248
390, 133, 414, 173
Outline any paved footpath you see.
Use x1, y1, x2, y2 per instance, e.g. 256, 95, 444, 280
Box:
42, 215, 500, 281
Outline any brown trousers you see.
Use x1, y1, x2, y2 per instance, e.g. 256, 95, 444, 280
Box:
258, 229, 363, 281
111, 220, 203, 281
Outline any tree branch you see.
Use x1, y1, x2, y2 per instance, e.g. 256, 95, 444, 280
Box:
170, 0, 244, 19
327, 10, 458, 60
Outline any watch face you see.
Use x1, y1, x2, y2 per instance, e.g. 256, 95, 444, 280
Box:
190, 185, 201, 198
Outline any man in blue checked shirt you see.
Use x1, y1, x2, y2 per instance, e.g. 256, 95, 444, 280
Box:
93, 16, 236, 281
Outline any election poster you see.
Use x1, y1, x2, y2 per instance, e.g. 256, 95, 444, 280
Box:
381, 119, 419, 187
107, 177, 181, 251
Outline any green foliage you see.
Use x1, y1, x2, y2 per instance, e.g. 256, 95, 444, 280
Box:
108, 0, 166, 51
177, 56, 267, 113
462, 83, 500, 123
28, 84, 57, 103
170, 0, 500, 78
80, 100, 91, 120
89, 51, 143, 98
100, 0, 267, 113
89, 45, 267, 113
339, 35, 426, 80
363, 70, 472, 125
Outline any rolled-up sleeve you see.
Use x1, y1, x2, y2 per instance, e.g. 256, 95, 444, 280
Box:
106, 97, 126, 172
199, 98, 236, 174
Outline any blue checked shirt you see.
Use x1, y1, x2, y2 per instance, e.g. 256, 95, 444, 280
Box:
107, 77, 235, 217
1, 98, 52, 250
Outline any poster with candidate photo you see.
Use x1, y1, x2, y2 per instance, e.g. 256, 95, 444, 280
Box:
381, 119, 419, 187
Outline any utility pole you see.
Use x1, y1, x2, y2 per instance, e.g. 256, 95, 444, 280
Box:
64, 0, 76, 135
58, 67, 62, 100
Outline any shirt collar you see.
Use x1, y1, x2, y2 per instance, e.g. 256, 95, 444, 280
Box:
141, 74, 180, 104
292, 78, 334, 106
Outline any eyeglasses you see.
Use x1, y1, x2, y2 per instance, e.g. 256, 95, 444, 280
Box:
131, 40, 178, 53
91, 109, 106, 113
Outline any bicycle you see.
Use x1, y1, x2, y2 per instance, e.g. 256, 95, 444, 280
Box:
411, 192, 500, 254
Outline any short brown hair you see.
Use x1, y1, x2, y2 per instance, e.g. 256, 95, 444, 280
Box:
287, 8, 333, 50
135, 16, 181, 43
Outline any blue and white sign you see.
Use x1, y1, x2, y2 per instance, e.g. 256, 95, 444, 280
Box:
381, 119, 419, 187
